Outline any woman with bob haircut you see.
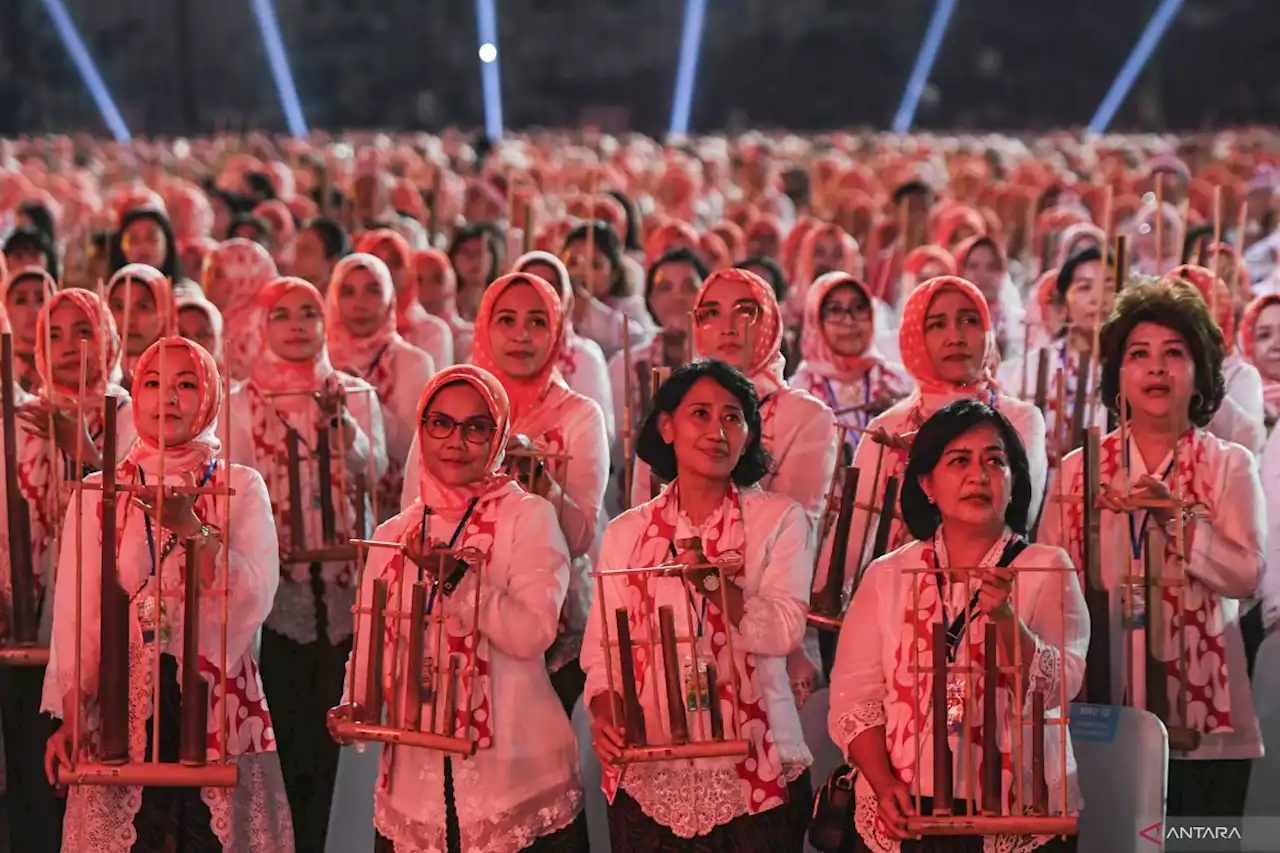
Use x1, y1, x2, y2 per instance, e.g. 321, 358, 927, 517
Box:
581, 358, 815, 850
830, 399, 1088, 853
1040, 277, 1265, 821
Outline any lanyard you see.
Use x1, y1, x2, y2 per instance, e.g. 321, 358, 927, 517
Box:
420, 497, 480, 614
930, 535, 1024, 662
1123, 440, 1178, 560
364, 344, 391, 380
140, 459, 218, 580
668, 541, 710, 639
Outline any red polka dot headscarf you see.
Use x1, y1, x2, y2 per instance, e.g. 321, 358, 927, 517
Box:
897, 275, 995, 394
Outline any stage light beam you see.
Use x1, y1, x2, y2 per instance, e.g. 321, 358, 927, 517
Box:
892, 0, 959, 133
250, 0, 308, 137
1088, 0, 1185, 134
668, 0, 709, 137
39, 0, 130, 142
474, 0, 504, 140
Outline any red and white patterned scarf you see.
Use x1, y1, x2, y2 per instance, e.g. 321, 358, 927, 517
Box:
601, 483, 788, 815
1064, 428, 1232, 734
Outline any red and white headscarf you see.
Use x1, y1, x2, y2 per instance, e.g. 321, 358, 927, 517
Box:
34, 288, 123, 409
1240, 293, 1280, 419
106, 263, 178, 363
512, 249, 578, 362
1, 266, 57, 390
124, 336, 222, 476
1054, 222, 1106, 267
790, 223, 860, 304
798, 272, 883, 382
413, 365, 513, 517
898, 275, 996, 396
325, 253, 402, 375
693, 267, 786, 399
902, 244, 957, 281
174, 292, 225, 363
203, 238, 278, 380
1168, 264, 1234, 345
472, 271, 567, 431
249, 277, 335, 397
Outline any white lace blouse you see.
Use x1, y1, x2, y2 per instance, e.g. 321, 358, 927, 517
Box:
828, 537, 1089, 853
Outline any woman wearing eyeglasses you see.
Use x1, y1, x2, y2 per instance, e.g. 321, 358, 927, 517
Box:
227, 276, 387, 853
581, 359, 815, 852
401, 272, 609, 714
629, 267, 838, 704
846, 276, 1047, 585
329, 365, 588, 853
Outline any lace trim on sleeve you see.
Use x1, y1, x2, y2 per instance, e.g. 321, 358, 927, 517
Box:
1024, 637, 1061, 707
833, 701, 887, 759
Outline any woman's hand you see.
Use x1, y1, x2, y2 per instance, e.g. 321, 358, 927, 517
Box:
588, 692, 627, 766
504, 434, 549, 495
44, 724, 85, 791
132, 486, 203, 539
867, 425, 913, 453
400, 522, 459, 585
977, 566, 1015, 620
326, 702, 364, 745
1097, 477, 1178, 526
869, 774, 916, 840
18, 400, 101, 468
316, 378, 359, 452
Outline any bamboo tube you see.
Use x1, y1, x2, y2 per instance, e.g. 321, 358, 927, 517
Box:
1154, 175, 1165, 276
401, 582, 427, 730
286, 428, 305, 553
869, 475, 900, 560
658, 606, 688, 744
982, 622, 1000, 815
931, 621, 953, 815
179, 543, 207, 766
98, 396, 128, 763
364, 579, 388, 725
615, 608, 646, 746
2, 335, 36, 643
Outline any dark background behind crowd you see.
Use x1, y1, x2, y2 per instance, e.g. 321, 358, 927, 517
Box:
0, 0, 1278, 137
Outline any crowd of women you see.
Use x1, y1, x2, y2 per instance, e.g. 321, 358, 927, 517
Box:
0, 126, 1277, 852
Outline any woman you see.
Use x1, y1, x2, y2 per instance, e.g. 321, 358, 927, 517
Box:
1040, 278, 1264, 820
108, 207, 182, 283
106, 263, 177, 386
292, 217, 350, 294
41, 336, 293, 852
830, 400, 1087, 853
998, 247, 1113, 461
607, 248, 707, 478
413, 248, 475, 364
790, 271, 912, 457
228, 276, 386, 853
329, 365, 587, 853
1240, 293, 1280, 427
562, 222, 653, 360
1, 265, 56, 392
514, 250, 614, 442
849, 275, 1047, 575
357, 228, 454, 369
955, 235, 1024, 363
176, 292, 226, 365
202, 238, 279, 382
582, 359, 815, 850
629, 267, 838, 534
786, 222, 861, 324
449, 223, 502, 322
401, 272, 609, 713
327, 252, 436, 519
1168, 264, 1267, 455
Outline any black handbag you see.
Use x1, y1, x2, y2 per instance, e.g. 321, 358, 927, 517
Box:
808, 764, 858, 853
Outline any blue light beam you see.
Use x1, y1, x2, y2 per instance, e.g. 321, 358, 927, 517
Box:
1088, 0, 1185, 134
892, 0, 959, 133
668, 0, 708, 137
39, 0, 130, 142
250, 0, 308, 137
474, 0, 504, 140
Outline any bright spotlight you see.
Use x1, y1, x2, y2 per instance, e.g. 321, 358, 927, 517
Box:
39, 0, 130, 142
479, 43, 497, 63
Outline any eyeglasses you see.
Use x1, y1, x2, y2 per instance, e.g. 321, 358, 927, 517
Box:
421, 413, 497, 445
820, 303, 872, 324
693, 300, 763, 329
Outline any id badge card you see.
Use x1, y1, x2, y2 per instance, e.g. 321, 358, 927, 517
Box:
419, 649, 436, 703
1122, 584, 1147, 630
683, 658, 712, 712
945, 676, 966, 736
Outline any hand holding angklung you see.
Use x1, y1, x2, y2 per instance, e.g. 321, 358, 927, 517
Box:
18, 400, 92, 458
400, 523, 454, 584
43, 725, 87, 792
133, 485, 203, 539
326, 702, 364, 745
977, 566, 1015, 618
868, 425, 913, 452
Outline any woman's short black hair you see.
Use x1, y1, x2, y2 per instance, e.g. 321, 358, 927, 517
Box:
636, 359, 771, 487
1055, 245, 1105, 303
735, 255, 787, 304
108, 209, 180, 281
645, 247, 708, 309
565, 220, 628, 297
3, 227, 58, 281
901, 399, 1033, 541
1099, 276, 1225, 427
18, 201, 56, 246
448, 222, 503, 284
304, 217, 351, 260
606, 189, 643, 252
227, 213, 268, 243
